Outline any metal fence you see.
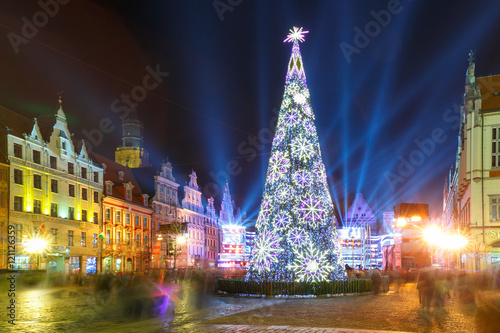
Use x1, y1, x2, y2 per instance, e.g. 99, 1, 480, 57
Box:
216, 276, 390, 297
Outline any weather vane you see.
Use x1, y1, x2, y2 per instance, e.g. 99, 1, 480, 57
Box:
284, 26, 309, 43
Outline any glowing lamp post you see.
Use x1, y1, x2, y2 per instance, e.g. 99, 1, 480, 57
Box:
173, 235, 186, 269
25, 237, 48, 270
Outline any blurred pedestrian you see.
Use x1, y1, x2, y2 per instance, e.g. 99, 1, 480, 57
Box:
371, 269, 382, 295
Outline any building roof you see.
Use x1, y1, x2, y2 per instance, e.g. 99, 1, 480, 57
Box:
0, 104, 101, 166
477, 75, 500, 111
0, 105, 34, 163
93, 153, 152, 209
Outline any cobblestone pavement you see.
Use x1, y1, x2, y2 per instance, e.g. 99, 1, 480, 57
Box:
1, 282, 495, 332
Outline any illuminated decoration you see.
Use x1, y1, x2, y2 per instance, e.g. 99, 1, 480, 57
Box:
246, 28, 346, 282
283, 26, 309, 43
248, 229, 283, 273
218, 225, 247, 268
288, 245, 335, 282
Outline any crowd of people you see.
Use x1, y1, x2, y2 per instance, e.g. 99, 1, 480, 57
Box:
87, 268, 219, 320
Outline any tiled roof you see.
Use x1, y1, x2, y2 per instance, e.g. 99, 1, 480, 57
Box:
93, 153, 152, 209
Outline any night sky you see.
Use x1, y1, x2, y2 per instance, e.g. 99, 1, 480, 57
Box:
2, 0, 500, 223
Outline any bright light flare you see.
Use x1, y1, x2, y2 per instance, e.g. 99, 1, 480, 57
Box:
25, 238, 48, 253
284, 26, 309, 43
411, 216, 422, 222
395, 217, 407, 227
176, 235, 187, 245
422, 225, 442, 245
442, 235, 468, 249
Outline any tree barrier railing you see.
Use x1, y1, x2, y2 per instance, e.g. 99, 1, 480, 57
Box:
216, 276, 390, 297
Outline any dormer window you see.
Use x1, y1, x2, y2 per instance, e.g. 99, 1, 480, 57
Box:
62, 141, 66, 150
124, 182, 134, 201
143, 194, 148, 206
105, 181, 113, 195
118, 171, 124, 180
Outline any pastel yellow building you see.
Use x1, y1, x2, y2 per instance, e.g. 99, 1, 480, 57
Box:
0, 103, 103, 274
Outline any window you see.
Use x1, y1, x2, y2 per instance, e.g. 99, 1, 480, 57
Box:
135, 234, 140, 247
69, 184, 75, 197
126, 188, 131, 200
93, 233, 98, 248
118, 171, 124, 180
82, 210, 87, 222
51, 203, 58, 217
135, 215, 140, 227
62, 141, 66, 150
33, 175, 42, 189
94, 171, 99, 183
33, 150, 41, 164
126, 213, 130, 225
68, 207, 75, 220
51, 179, 58, 193
68, 230, 73, 246
144, 235, 148, 247
93, 191, 99, 203
33, 199, 41, 214
143, 217, 148, 229
106, 183, 112, 194
82, 188, 87, 200
105, 208, 111, 221
50, 228, 57, 244
126, 233, 131, 245
493, 127, 500, 168
116, 211, 121, 224
81, 232, 86, 247
492, 197, 500, 222
94, 212, 98, 224
14, 196, 23, 212
106, 230, 110, 244
14, 169, 23, 185
117, 231, 121, 245
50, 156, 57, 169
68, 162, 74, 175
13, 143, 22, 158
81, 167, 87, 179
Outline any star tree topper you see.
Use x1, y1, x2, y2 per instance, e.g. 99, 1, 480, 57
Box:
283, 26, 309, 43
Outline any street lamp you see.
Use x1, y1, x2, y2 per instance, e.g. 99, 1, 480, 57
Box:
24, 237, 48, 270
173, 234, 186, 269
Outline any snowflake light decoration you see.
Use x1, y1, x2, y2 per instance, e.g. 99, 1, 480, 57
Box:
293, 93, 306, 105
275, 212, 290, 229
288, 245, 334, 282
293, 170, 311, 188
288, 229, 308, 247
284, 26, 309, 43
291, 134, 315, 162
299, 196, 324, 227
267, 151, 290, 183
285, 110, 299, 127
249, 230, 283, 273
277, 186, 291, 201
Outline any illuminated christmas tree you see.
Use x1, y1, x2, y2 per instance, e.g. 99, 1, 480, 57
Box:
246, 27, 346, 282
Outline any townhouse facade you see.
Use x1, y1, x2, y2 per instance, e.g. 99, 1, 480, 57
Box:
0, 103, 103, 274
442, 51, 500, 271
95, 153, 153, 273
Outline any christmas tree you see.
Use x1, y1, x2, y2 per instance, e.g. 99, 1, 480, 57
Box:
246, 27, 346, 283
